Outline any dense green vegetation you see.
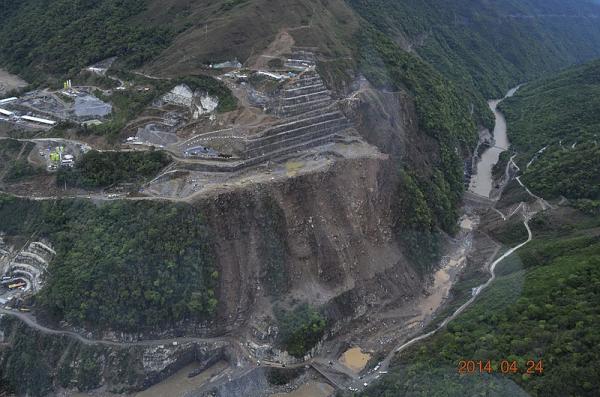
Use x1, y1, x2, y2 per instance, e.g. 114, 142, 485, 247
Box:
0, 316, 158, 397
57, 150, 171, 188
392, 170, 441, 272
492, 151, 512, 179
357, 27, 475, 268
0, 139, 42, 182
522, 146, 600, 200
0, 195, 218, 331
275, 304, 327, 358
0, 318, 58, 396
0, 0, 175, 82
361, 214, 600, 396
176, 75, 238, 113
500, 59, 600, 207
500, 59, 600, 155
348, 0, 600, 100
3, 159, 42, 182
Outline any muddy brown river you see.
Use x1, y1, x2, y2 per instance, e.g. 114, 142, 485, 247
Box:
469, 87, 519, 197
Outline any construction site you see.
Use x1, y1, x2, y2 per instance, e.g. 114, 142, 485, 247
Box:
0, 84, 112, 130
1, 49, 379, 201
130, 50, 377, 199
0, 235, 55, 310
0, 49, 547, 397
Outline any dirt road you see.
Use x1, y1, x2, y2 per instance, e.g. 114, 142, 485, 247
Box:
357, 154, 547, 389
0, 307, 232, 347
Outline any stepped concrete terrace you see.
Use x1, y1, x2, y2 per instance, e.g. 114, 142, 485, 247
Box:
3, 241, 55, 294
161, 67, 358, 176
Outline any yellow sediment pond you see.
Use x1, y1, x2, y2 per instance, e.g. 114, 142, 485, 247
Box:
271, 382, 334, 397
339, 347, 371, 373
417, 255, 465, 319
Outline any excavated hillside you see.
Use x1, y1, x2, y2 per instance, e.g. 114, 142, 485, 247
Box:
4, 0, 600, 395
202, 155, 419, 335
0, 80, 432, 395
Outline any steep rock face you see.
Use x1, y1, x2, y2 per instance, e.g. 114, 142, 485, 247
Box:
340, 81, 441, 171
202, 154, 421, 334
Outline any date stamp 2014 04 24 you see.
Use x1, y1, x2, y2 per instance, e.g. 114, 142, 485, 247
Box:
458, 359, 544, 375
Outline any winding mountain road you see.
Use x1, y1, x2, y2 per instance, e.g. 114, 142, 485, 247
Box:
0, 307, 233, 347
361, 151, 547, 388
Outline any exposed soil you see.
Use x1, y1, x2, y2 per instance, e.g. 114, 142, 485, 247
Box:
339, 347, 370, 373
62, 361, 229, 397
270, 382, 333, 397
0, 69, 27, 95
248, 31, 295, 70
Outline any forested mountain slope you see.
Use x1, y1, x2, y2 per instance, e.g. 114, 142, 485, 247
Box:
348, 0, 600, 98
361, 216, 600, 396
501, 59, 600, 207
4, 0, 600, 94
360, 57, 600, 397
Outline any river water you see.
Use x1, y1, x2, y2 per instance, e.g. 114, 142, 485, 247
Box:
469, 87, 519, 197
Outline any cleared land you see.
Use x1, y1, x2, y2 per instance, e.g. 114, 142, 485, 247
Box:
0, 69, 27, 95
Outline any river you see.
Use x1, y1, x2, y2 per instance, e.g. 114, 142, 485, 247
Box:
469, 86, 519, 197
352, 86, 542, 392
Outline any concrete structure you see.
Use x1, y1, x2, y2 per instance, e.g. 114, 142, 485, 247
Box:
21, 115, 56, 125
0, 97, 17, 105
169, 68, 353, 173
212, 60, 242, 69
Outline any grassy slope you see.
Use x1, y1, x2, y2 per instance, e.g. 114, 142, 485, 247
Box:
142, 0, 360, 77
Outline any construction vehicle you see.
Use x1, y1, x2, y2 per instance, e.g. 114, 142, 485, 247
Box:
8, 282, 26, 289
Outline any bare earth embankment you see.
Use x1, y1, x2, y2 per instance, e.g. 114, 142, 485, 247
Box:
0, 69, 27, 95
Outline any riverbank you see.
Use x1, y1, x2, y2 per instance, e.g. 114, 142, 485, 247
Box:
469, 87, 519, 198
